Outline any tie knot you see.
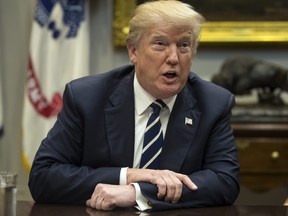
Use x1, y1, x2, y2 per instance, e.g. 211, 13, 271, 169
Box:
150, 100, 166, 115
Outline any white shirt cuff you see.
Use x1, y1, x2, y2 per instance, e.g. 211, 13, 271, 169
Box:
120, 168, 151, 211
130, 183, 152, 211
119, 167, 128, 185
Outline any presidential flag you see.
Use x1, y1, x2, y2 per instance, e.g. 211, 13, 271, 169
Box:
22, 0, 89, 170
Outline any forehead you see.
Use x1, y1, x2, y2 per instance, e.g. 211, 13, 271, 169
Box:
144, 24, 193, 40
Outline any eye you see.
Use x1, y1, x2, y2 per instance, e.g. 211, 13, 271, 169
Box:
152, 40, 166, 51
155, 41, 165, 46
179, 41, 190, 48
178, 41, 191, 52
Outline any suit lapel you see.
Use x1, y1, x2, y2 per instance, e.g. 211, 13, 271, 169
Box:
104, 72, 135, 167
160, 83, 201, 172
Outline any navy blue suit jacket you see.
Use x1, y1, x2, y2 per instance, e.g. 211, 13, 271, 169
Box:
29, 65, 239, 211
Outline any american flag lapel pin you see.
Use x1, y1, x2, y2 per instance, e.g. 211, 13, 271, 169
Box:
185, 117, 193, 125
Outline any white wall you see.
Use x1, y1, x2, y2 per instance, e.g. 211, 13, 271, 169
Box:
0, 0, 288, 200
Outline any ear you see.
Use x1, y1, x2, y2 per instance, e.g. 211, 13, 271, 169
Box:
127, 43, 137, 64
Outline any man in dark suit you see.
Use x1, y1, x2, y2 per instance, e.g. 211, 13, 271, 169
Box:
29, 0, 239, 211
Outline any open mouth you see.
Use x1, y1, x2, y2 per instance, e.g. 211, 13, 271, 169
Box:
163, 71, 177, 78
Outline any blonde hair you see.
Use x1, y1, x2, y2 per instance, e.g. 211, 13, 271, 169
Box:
126, 0, 205, 49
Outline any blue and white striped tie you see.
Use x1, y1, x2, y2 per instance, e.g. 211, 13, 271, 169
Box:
140, 99, 166, 169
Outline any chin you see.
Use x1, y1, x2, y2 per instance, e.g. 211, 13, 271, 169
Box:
152, 83, 183, 99
157, 89, 180, 99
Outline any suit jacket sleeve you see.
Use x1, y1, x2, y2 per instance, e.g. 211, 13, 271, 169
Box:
139, 91, 240, 211
28, 81, 122, 205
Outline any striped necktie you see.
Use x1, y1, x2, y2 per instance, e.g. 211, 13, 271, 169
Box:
140, 99, 166, 169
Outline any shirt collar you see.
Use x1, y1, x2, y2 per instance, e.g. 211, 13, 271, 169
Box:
134, 75, 177, 116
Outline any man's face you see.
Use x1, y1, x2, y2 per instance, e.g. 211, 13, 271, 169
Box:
128, 24, 194, 99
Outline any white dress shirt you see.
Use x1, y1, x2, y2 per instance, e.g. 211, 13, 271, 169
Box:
120, 75, 177, 211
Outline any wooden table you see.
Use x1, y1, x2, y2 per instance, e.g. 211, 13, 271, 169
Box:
13, 200, 288, 216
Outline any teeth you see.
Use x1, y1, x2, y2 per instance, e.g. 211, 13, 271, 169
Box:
167, 71, 175, 74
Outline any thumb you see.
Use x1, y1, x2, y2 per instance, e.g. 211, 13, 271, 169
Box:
86, 199, 91, 206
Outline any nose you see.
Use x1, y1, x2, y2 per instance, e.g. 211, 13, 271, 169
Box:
166, 45, 179, 65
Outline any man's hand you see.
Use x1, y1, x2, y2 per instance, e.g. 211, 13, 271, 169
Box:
127, 169, 197, 203
86, 184, 136, 210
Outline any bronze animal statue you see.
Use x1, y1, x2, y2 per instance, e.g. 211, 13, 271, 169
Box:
211, 56, 288, 105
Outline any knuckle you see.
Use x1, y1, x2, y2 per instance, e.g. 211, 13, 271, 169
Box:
167, 181, 176, 188
157, 181, 166, 189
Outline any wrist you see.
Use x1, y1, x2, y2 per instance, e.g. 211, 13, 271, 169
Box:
128, 184, 137, 205
126, 168, 136, 184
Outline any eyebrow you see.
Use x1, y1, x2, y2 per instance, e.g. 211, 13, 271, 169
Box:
150, 33, 192, 40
